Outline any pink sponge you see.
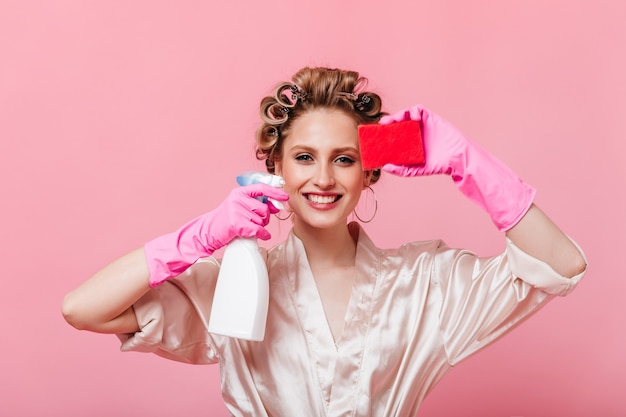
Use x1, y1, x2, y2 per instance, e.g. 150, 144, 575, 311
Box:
358, 120, 424, 170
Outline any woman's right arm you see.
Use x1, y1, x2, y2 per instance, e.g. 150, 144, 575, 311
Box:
62, 247, 150, 334
62, 182, 289, 336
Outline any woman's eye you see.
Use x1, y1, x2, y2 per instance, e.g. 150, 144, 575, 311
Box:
295, 154, 313, 162
335, 156, 355, 164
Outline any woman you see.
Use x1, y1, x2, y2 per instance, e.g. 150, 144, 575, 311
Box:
62, 67, 587, 416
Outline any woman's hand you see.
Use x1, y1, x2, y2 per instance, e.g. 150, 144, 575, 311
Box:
381, 105, 467, 178
380, 104, 535, 232
144, 183, 289, 287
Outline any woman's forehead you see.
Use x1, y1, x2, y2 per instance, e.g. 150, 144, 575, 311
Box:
283, 109, 359, 150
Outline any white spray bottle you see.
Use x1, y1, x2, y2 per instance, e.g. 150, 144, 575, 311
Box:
207, 171, 285, 341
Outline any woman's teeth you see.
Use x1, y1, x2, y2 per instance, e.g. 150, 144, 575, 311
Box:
307, 194, 339, 204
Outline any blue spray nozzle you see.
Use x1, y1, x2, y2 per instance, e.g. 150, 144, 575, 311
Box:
236, 171, 285, 187
236, 171, 285, 210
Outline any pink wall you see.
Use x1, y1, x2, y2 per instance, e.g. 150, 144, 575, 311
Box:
1, 1, 624, 416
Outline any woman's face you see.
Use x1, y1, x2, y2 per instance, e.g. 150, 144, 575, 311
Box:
275, 108, 370, 232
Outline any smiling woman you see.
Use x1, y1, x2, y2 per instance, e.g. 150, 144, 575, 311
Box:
62, 66, 587, 416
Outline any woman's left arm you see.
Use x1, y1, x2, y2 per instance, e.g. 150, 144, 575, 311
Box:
380, 105, 587, 279
506, 204, 587, 278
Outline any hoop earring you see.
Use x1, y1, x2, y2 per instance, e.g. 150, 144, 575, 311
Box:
274, 211, 293, 221
353, 186, 378, 223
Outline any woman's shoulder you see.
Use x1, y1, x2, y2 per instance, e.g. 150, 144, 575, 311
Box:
377, 238, 449, 259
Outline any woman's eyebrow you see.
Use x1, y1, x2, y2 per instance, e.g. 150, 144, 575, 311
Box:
334, 146, 360, 154
288, 145, 359, 153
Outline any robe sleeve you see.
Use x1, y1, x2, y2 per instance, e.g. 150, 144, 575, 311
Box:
434, 237, 586, 365
116, 257, 221, 365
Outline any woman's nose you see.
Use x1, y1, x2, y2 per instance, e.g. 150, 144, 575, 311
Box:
313, 163, 335, 188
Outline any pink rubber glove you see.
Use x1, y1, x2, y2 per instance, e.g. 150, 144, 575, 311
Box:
381, 105, 536, 231
144, 183, 289, 287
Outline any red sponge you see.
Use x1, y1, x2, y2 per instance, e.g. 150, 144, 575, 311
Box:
357, 120, 424, 170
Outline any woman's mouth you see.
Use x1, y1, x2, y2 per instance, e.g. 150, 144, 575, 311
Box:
305, 194, 341, 204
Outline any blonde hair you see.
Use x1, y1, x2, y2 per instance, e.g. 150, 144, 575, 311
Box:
255, 67, 385, 184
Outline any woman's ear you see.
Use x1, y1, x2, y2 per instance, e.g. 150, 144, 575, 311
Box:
363, 170, 373, 188
274, 160, 282, 177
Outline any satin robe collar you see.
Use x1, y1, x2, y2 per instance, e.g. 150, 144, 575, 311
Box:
276, 221, 380, 413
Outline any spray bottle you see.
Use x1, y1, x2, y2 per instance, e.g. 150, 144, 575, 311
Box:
208, 171, 285, 341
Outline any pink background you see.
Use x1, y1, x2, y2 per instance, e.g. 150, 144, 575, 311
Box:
1, 1, 624, 416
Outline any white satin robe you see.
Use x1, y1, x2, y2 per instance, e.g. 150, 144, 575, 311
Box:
118, 222, 585, 416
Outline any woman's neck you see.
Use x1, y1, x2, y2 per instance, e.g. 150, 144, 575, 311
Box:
292, 221, 358, 268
